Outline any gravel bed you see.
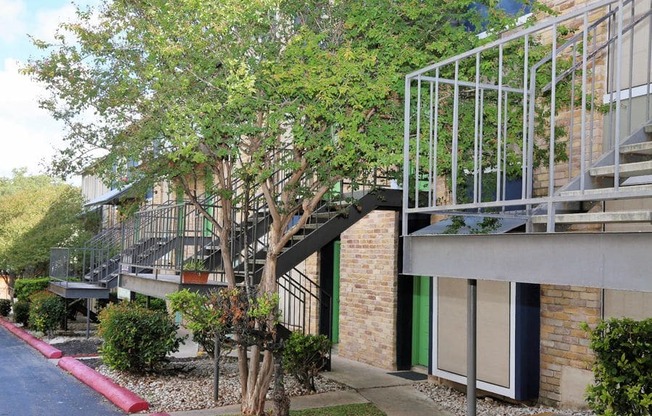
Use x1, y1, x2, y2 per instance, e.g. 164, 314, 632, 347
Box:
414, 382, 596, 416
87, 356, 347, 413
42, 333, 598, 415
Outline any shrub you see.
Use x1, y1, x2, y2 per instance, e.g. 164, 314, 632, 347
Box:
28, 291, 65, 335
167, 289, 224, 358
134, 293, 167, 312
13, 300, 30, 326
0, 299, 11, 317
584, 318, 652, 415
98, 302, 183, 373
283, 332, 332, 392
14, 278, 50, 302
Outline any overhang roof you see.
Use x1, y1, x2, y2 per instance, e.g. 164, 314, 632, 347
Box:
84, 184, 133, 207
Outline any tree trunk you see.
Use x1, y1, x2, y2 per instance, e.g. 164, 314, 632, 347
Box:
271, 348, 290, 416
240, 350, 275, 415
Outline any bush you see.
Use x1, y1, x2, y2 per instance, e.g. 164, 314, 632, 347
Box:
14, 278, 50, 302
13, 300, 30, 326
28, 291, 65, 334
98, 302, 183, 373
584, 318, 652, 415
0, 299, 11, 317
134, 293, 167, 312
167, 289, 224, 358
283, 332, 331, 392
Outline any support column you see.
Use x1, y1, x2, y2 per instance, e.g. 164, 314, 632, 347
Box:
467, 279, 477, 416
86, 298, 91, 339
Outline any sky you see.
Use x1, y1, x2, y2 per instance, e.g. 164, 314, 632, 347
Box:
0, 0, 98, 180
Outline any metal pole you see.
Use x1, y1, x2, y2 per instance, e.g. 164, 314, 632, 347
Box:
467, 279, 477, 416
86, 298, 91, 339
213, 333, 220, 401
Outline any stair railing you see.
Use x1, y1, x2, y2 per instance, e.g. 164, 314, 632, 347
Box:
403, 0, 651, 231
121, 196, 224, 282
278, 267, 332, 336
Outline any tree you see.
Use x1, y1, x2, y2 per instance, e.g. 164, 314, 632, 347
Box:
0, 170, 90, 286
24, 1, 533, 413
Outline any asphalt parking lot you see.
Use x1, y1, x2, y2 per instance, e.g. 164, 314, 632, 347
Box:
0, 326, 125, 416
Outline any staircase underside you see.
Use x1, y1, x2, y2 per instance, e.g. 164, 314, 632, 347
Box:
277, 188, 402, 276
119, 272, 229, 299
48, 282, 110, 299
402, 232, 652, 292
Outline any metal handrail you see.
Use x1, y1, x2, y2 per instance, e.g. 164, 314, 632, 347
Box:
403, 0, 652, 232
278, 266, 332, 335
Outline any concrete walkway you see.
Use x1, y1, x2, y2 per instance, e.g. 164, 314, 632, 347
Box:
168, 354, 452, 416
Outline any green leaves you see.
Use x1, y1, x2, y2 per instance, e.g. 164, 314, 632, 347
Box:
585, 318, 652, 415
28, 291, 66, 335
98, 302, 184, 373
169, 287, 281, 355
0, 171, 90, 277
283, 332, 332, 392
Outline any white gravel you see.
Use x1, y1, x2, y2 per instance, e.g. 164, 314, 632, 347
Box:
93, 357, 597, 415
93, 356, 348, 413
414, 382, 596, 416
40, 328, 598, 415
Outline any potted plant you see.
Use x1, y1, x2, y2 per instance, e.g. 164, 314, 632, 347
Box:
182, 258, 209, 284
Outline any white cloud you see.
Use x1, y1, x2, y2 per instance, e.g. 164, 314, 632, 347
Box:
32, 2, 79, 45
0, 0, 26, 44
31, 0, 104, 44
0, 58, 66, 178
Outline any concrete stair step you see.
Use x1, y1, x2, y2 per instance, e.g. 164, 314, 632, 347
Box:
589, 160, 652, 178
620, 141, 652, 155
560, 183, 652, 197
531, 210, 652, 224
312, 211, 337, 219
622, 174, 652, 186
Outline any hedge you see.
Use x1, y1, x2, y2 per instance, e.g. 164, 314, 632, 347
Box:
14, 278, 51, 302
584, 318, 652, 415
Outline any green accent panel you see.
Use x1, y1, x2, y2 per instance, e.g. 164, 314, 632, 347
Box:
332, 241, 341, 344
412, 276, 430, 366
175, 187, 185, 267
409, 166, 430, 192
324, 181, 343, 201
203, 172, 213, 237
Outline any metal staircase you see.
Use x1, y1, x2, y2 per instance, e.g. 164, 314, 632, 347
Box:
225, 181, 400, 334
116, 174, 399, 334
402, 0, 652, 292
531, 122, 652, 228
49, 225, 123, 299
231, 187, 401, 285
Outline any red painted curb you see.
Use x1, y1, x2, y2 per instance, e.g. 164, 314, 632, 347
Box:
0, 317, 63, 359
58, 357, 149, 413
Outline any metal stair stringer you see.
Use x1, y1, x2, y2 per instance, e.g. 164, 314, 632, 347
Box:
276, 188, 402, 278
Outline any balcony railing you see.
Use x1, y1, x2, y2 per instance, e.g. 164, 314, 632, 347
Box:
402, 0, 652, 230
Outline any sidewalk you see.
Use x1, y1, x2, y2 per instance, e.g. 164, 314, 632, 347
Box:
167, 354, 453, 416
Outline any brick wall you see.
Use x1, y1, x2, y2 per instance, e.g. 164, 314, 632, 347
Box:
337, 210, 399, 370
539, 285, 601, 406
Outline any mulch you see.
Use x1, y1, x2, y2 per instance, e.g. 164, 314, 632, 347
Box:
53, 338, 102, 357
